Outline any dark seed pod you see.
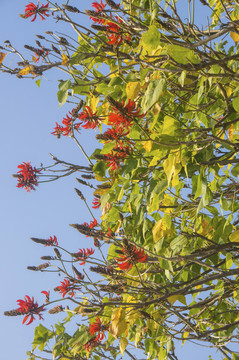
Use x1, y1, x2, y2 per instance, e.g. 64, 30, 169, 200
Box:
54, 248, 61, 259
48, 305, 63, 314
41, 256, 55, 260
105, 0, 120, 10
74, 188, 85, 201
27, 266, 37, 271
63, 4, 80, 13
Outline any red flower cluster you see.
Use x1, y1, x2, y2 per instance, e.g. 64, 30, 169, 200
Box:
55, 278, 81, 298
89, 317, 109, 341
92, 197, 101, 209
105, 146, 131, 171
17, 295, 44, 325
16, 162, 41, 192
73, 248, 95, 265
117, 244, 148, 270
109, 99, 144, 130
34, 47, 49, 62
78, 106, 102, 129
23, 1, 49, 21
106, 17, 131, 46
83, 218, 98, 229
90, 2, 130, 46
90, 1, 106, 24
44, 235, 58, 246
52, 111, 78, 137
52, 107, 101, 138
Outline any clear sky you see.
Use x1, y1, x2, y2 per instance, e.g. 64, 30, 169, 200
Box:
0, 1, 223, 360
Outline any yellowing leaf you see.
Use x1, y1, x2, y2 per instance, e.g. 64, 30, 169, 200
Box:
18, 65, 36, 76
230, 30, 239, 44
109, 308, 128, 338
168, 295, 186, 305
62, 52, 69, 66
152, 216, 172, 243
228, 124, 234, 140
126, 82, 141, 100
119, 337, 128, 355
229, 229, 239, 242
0, 52, 6, 65
182, 331, 189, 346
143, 140, 152, 152
90, 95, 99, 112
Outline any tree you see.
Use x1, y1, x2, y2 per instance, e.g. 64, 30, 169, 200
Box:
2, 0, 239, 359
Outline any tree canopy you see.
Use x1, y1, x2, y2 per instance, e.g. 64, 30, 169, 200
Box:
2, 0, 239, 359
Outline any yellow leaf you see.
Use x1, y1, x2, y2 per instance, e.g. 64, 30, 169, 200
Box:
109, 308, 128, 338
119, 337, 128, 355
168, 295, 187, 305
143, 140, 152, 152
62, 52, 69, 66
182, 331, 189, 346
0, 52, 6, 65
230, 30, 239, 44
90, 95, 99, 112
126, 82, 141, 100
18, 65, 36, 76
229, 229, 239, 242
228, 124, 234, 140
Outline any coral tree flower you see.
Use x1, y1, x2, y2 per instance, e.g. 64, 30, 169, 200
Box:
117, 244, 148, 270
55, 279, 81, 298
108, 99, 144, 130
90, 1, 106, 24
23, 1, 49, 22
16, 162, 41, 192
44, 235, 58, 246
34, 47, 49, 62
106, 17, 131, 46
92, 197, 101, 209
78, 106, 101, 129
89, 317, 109, 341
73, 248, 95, 265
17, 295, 44, 325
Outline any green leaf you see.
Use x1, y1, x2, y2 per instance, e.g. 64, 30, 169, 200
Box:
35, 79, 41, 87
57, 90, 68, 106
141, 79, 166, 112
232, 96, 239, 112
167, 45, 200, 65
161, 115, 179, 137
59, 79, 72, 92
141, 25, 161, 54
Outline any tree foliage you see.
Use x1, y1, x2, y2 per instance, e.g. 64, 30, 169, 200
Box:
2, 0, 239, 359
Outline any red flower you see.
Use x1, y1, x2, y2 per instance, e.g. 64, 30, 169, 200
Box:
73, 248, 95, 265
89, 218, 98, 228
16, 162, 41, 192
16, 295, 44, 325
78, 106, 101, 129
34, 47, 49, 62
106, 17, 131, 46
84, 339, 101, 352
24, 1, 49, 22
104, 149, 129, 170
52, 110, 82, 137
55, 279, 81, 298
44, 235, 58, 246
41, 291, 50, 303
92, 197, 101, 209
89, 317, 109, 341
117, 244, 148, 270
108, 99, 144, 130
90, 1, 106, 24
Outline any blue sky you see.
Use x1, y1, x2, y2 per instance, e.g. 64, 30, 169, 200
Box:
0, 1, 225, 359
